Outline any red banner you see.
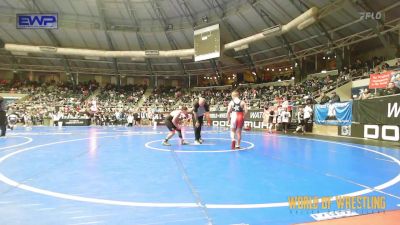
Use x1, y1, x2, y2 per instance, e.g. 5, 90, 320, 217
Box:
369, 71, 392, 89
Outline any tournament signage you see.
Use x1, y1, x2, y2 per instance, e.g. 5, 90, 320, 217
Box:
314, 102, 352, 126
350, 95, 400, 141
209, 109, 267, 128
61, 119, 91, 126
369, 71, 392, 89
17, 13, 58, 29
350, 124, 400, 142
352, 95, 400, 125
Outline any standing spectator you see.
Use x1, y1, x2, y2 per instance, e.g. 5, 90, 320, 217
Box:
127, 114, 134, 127
294, 107, 305, 134
281, 108, 291, 134
303, 103, 313, 133
276, 106, 283, 131
330, 92, 341, 103
263, 103, 270, 130
269, 108, 276, 134
51, 111, 59, 126
0, 97, 7, 137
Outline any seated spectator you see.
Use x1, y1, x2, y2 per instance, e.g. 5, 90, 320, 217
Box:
319, 92, 330, 104
383, 82, 400, 96
391, 73, 400, 89
330, 91, 341, 103
358, 89, 371, 100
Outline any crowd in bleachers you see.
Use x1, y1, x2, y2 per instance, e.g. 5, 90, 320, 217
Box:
142, 86, 180, 112
1, 57, 399, 128
3, 80, 99, 126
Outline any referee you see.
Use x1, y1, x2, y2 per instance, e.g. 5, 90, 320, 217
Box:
193, 97, 210, 145
0, 96, 7, 137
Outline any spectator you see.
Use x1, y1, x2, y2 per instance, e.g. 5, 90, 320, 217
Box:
391, 74, 400, 89
0, 96, 7, 137
383, 82, 400, 96
330, 92, 341, 103
294, 107, 305, 134
358, 89, 371, 100
319, 92, 330, 104
281, 108, 291, 134
303, 103, 313, 133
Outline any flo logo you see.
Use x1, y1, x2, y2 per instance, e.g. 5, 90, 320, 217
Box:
359, 12, 382, 20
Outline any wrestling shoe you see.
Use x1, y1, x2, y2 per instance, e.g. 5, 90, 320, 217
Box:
181, 140, 189, 145
199, 138, 203, 144
162, 141, 171, 146
194, 140, 201, 145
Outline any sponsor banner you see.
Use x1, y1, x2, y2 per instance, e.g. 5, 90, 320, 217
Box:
209, 110, 264, 122
314, 102, 352, 126
61, 119, 91, 126
17, 13, 58, 29
209, 109, 266, 128
212, 120, 268, 129
351, 123, 400, 142
369, 71, 392, 89
352, 95, 400, 125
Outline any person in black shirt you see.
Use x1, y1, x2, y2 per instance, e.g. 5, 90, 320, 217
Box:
0, 97, 7, 137
319, 92, 330, 104
330, 92, 341, 103
192, 97, 210, 144
383, 82, 400, 96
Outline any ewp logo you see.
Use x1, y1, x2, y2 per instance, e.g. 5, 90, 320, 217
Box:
17, 13, 58, 29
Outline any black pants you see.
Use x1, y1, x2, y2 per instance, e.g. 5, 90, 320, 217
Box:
194, 116, 204, 141
0, 111, 6, 137
282, 122, 289, 131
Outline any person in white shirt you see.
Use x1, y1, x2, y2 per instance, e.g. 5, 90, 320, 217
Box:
303, 104, 313, 132
52, 111, 59, 126
276, 106, 283, 127
281, 108, 291, 134
294, 107, 305, 134
127, 114, 134, 127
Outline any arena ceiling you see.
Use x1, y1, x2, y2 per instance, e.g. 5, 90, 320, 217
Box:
0, 0, 399, 78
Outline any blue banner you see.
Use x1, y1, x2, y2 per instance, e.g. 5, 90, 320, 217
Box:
17, 13, 58, 29
315, 101, 352, 125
